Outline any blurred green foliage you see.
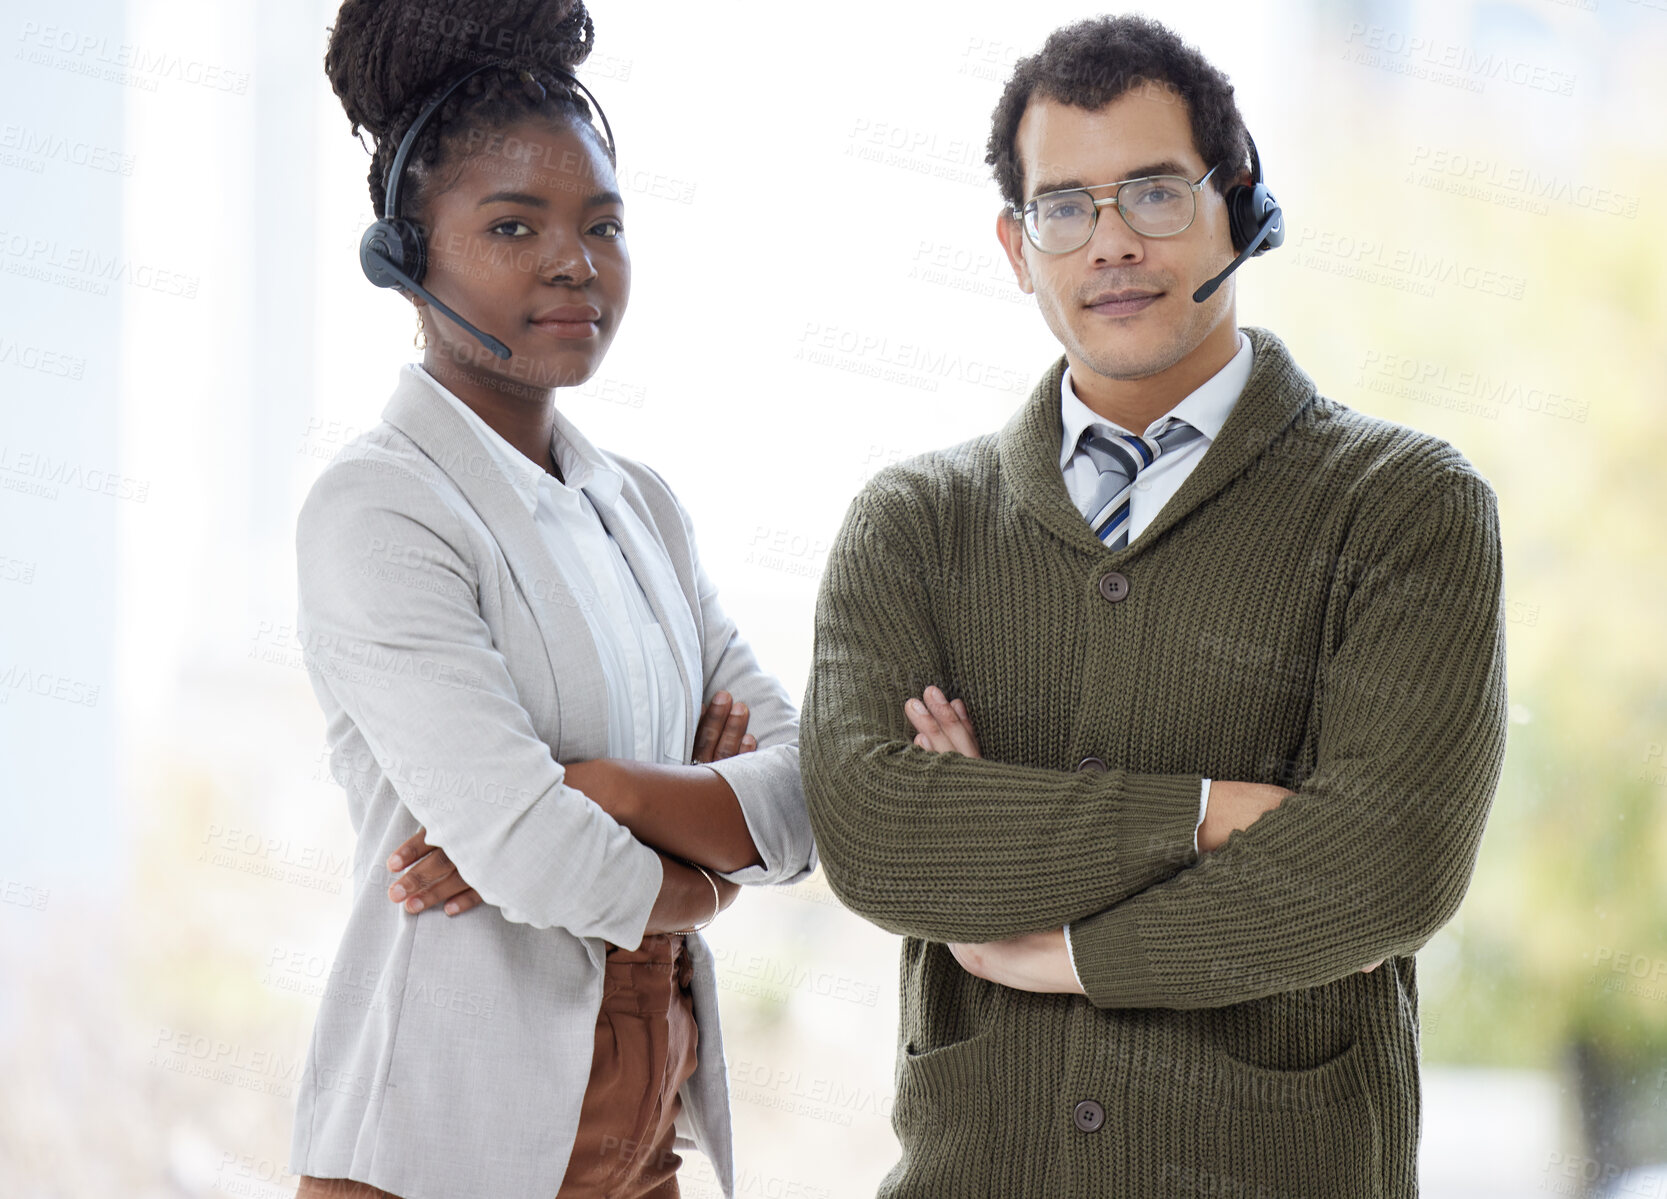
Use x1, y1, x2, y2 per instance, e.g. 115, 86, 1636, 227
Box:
1254, 58, 1667, 1081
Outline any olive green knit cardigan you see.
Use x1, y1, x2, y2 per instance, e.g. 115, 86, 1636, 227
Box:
801, 325, 1507, 1198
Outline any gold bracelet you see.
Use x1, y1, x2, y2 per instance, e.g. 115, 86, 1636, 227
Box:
687, 862, 721, 933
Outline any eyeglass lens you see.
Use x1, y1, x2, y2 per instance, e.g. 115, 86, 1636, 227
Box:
1028, 177, 1196, 250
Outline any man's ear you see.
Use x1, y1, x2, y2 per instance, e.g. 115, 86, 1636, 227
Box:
995, 209, 1034, 295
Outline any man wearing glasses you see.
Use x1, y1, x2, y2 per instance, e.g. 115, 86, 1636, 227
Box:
801, 14, 1506, 1198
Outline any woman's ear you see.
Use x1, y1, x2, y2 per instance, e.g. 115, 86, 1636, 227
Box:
995, 209, 1034, 295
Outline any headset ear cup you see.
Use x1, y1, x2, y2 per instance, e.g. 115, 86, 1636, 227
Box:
359, 220, 397, 289
358, 218, 427, 291
390, 218, 427, 286
1244, 183, 1283, 256
1222, 183, 1254, 255
1224, 182, 1283, 258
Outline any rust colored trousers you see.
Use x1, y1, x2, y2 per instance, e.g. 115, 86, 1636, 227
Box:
297, 933, 700, 1199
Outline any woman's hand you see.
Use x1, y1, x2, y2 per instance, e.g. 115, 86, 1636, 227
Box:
386, 830, 747, 933
692, 690, 757, 763
643, 852, 743, 936
388, 694, 760, 918
386, 829, 481, 917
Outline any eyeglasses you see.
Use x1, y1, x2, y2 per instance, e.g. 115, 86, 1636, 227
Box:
1015, 163, 1222, 254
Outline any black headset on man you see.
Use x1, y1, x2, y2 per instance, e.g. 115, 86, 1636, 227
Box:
357, 61, 617, 362
1192, 129, 1284, 303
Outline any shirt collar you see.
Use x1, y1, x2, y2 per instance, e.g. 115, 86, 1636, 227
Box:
407, 363, 624, 515
1058, 329, 1254, 470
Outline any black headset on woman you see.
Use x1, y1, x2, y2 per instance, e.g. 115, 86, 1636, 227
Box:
356, 61, 617, 359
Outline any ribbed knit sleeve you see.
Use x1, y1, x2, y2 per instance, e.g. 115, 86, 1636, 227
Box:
1068, 467, 1508, 1008
800, 472, 1206, 943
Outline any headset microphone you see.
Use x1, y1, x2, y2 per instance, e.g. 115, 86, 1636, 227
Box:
1192, 130, 1284, 304
359, 227, 513, 359
357, 60, 618, 362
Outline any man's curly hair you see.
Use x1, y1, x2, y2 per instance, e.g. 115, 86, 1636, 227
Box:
986, 15, 1249, 209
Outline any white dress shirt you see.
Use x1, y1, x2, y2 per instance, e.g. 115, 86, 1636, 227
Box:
1057, 331, 1254, 982
415, 363, 687, 767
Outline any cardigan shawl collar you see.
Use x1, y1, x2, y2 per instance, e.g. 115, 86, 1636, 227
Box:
999, 325, 1319, 556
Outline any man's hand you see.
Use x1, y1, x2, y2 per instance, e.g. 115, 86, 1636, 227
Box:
904, 689, 1086, 991
948, 929, 1085, 994
904, 689, 1080, 994
904, 686, 980, 757
1197, 779, 1294, 852
388, 693, 756, 917
904, 689, 1383, 982
1201, 781, 1385, 975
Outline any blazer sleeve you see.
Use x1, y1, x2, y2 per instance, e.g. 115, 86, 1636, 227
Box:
1067, 468, 1509, 1008
652, 475, 816, 888
295, 455, 663, 947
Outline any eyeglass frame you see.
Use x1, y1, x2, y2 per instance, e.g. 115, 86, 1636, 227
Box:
1011, 162, 1224, 254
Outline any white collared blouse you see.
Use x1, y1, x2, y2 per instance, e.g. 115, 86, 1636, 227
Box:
417, 364, 688, 767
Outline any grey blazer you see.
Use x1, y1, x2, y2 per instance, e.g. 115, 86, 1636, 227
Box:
288, 366, 816, 1199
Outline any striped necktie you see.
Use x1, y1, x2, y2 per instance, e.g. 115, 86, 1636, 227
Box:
1077, 417, 1204, 548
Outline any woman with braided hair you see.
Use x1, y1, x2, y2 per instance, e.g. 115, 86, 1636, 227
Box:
291, 3, 815, 1196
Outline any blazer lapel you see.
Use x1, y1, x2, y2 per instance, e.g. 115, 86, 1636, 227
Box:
379, 369, 608, 754
551, 410, 703, 750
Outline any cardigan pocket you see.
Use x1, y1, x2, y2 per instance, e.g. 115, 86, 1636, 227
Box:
894, 1017, 1004, 1139
899, 1022, 1003, 1077
892, 943, 1012, 1140
1207, 1034, 1371, 1109
1198, 1037, 1384, 1197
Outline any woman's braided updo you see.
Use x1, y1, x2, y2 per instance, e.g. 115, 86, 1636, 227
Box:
323, 0, 609, 224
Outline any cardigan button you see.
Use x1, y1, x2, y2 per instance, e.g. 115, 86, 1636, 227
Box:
1076, 756, 1108, 774
1073, 1099, 1106, 1133
1098, 572, 1129, 602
